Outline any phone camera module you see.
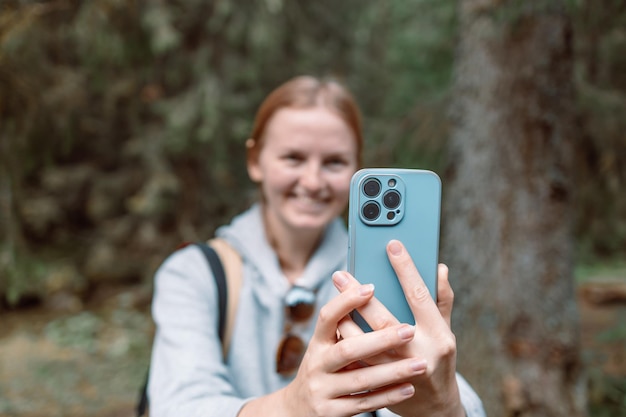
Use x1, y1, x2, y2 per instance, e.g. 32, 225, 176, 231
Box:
362, 201, 381, 221
383, 190, 401, 210
363, 178, 381, 197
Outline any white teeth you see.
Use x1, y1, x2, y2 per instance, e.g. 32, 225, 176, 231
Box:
298, 196, 319, 205
293, 194, 326, 209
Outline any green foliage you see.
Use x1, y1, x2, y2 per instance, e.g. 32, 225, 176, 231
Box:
43, 309, 151, 356
2, 247, 49, 306
575, 261, 626, 284
349, 1, 458, 168
571, 0, 626, 263
45, 311, 104, 353
0, 0, 625, 305
588, 370, 626, 417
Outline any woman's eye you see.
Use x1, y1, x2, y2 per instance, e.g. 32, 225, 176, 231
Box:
325, 158, 348, 169
283, 153, 303, 163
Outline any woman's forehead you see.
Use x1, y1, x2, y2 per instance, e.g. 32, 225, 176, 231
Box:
263, 108, 356, 151
265, 107, 353, 137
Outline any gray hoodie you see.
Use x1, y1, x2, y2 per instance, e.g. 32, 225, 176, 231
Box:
148, 204, 485, 417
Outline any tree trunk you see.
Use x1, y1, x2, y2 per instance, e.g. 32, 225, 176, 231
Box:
443, 1, 587, 416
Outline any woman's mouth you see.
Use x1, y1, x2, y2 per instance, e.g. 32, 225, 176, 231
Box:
289, 194, 329, 214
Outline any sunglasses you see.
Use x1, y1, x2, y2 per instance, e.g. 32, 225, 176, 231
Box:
276, 286, 316, 376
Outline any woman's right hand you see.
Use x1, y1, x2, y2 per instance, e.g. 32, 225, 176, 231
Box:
239, 281, 428, 417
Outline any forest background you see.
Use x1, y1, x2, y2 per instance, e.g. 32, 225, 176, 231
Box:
0, 1, 625, 416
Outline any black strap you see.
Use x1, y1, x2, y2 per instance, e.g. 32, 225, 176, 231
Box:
136, 242, 228, 417
136, 374, 149, 417
195, 243, 228, 341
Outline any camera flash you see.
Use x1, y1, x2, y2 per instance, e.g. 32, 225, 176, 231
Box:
388, 178, 396, 187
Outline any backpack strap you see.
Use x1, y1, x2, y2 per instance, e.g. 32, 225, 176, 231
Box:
208, 238, 242, 356
195, 242, 228, 342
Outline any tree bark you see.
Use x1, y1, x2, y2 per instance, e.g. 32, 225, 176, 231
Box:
443, 1, 587, 416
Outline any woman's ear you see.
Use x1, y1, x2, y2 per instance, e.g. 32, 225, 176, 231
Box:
246, 138, 263, 183
247, 161, 262, 183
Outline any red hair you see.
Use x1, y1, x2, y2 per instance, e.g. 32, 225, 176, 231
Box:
247, 75, 363, 167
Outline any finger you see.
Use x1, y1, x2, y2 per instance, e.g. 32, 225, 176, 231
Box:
337, 316, 409, 366
330, 382, 416, 417
386, 240, 445, 329
326, 323, 416, 371
436, 263, 454, 328
316, 278, 374, 342
329, 357, 427, 397
332, 270, 361, 292
337, 314, 364, 339
337, 307, 408, 367
333, 271, 401, 331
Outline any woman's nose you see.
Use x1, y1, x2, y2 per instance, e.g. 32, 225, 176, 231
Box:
300, 162, 323, 191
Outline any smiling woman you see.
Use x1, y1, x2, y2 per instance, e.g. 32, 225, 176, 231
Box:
247, 106, 358, 276
245, 76, 362, 280
146, 75, 485, 417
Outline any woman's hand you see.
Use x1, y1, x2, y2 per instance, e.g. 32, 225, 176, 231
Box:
259, 281, 428, 417
334, 239, 465, 417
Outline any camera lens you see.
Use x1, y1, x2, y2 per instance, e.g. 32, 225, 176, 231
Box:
363, 179, 381, 197
362, 201, 380, 221
383, 190, 401, 209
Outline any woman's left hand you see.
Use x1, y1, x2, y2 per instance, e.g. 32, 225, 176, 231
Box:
334, 239, 465, 417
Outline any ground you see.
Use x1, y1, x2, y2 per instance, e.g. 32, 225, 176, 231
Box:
0, 278, 624, 417
0, 284, 153, 417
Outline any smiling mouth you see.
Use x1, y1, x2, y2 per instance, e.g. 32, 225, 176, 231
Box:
290, 194, 329, 213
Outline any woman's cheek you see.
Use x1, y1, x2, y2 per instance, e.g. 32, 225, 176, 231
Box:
334, 181, 352, 208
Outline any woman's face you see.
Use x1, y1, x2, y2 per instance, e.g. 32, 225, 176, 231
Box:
248, 106, 359, 236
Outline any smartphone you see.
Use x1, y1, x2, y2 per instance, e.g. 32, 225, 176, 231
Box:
347, 168, 441, 331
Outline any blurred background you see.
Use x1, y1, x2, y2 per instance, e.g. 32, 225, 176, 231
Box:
0, 1, 624, 416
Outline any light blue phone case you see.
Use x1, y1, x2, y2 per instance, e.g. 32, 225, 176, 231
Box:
347, 168, 441, 330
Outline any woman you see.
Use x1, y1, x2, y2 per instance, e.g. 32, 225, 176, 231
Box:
148, 75, 485, 417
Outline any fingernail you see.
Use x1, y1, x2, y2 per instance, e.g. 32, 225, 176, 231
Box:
333, 271, 349, 288
397, 325, 415, 340
409, 359, 428, 373
360, 283, 375, 296
400, 384, 415, 397
388, 240, 402, 256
